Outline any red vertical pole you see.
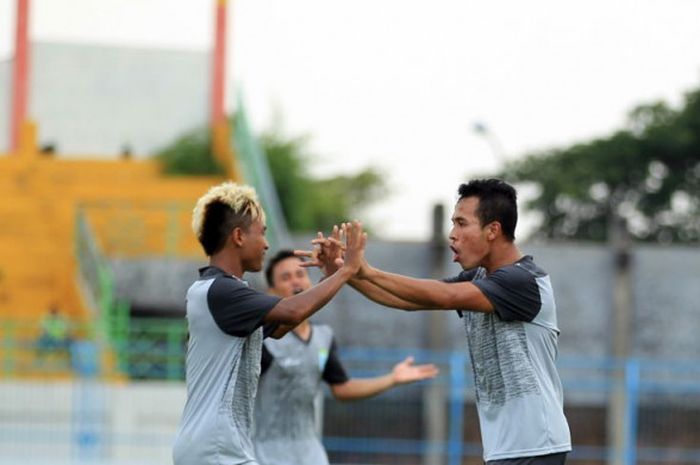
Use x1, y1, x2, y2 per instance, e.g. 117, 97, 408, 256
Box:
211, 0, 228, 126
210, 0, 241, 181
10, 0, 30, 153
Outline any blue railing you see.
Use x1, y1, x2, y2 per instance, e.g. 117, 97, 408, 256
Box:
3, 342, 700, 465
323, 349, 700, 465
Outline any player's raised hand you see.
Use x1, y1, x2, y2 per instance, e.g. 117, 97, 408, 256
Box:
391, 356, 439, 385
317, 224, 346, 274
341, 221, 367, 275
294, 231, 327, 269
296, 226, 346, 275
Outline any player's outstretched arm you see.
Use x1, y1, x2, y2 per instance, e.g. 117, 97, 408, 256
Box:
359, 264, 493, 313
330, 356, 439, 401
297, 226, 429, 310
349, 279, 428, 310
265, 222, 366, 331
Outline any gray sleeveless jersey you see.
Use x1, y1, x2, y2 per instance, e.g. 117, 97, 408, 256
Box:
253, 325, 335, 465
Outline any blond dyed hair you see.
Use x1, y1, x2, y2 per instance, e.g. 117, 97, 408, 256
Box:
192, 182, 266, 254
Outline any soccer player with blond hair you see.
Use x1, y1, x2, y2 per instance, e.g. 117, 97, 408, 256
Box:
173, 181, 366, 465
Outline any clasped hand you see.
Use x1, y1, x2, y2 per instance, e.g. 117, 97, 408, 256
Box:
295, 221, 369, 277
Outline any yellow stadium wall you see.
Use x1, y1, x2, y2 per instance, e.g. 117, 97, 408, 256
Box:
0, 153, 221, 326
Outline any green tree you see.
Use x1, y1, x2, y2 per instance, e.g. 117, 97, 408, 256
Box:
155, 121, 387, 233
499, 86, 700, 243
156, 128, 225, 176
260, 129, 386, 232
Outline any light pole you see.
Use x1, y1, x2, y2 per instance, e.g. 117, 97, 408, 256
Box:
472, 121, 508, 166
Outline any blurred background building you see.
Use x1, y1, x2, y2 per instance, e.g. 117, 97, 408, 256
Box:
0, 41, 208, 156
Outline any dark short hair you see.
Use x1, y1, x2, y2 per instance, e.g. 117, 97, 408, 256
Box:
199, 201, 254, 256
458, 179, 518, 241
265, 249, 302, 288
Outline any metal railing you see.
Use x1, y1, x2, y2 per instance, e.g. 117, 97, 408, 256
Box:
2, 328, 700, 465
75, 209, 130, 373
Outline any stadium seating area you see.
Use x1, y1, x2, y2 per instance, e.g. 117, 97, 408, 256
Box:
0, 149, 223, 375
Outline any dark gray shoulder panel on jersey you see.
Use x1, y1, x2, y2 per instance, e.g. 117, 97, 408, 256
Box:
206, 270, 282, 337
512, 254, 548, 278
473, 256, 543, 322
443, 267, 487, 317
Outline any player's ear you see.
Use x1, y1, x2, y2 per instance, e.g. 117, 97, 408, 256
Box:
486, 221, 501, 241
231, 227, 245, 247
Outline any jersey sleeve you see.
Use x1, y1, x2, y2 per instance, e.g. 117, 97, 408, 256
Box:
207, 276, 282, 337
260, 343, 274, 376
472, 265, 542, 322
322, 338, 350, 385
262, 323, 280, 339
443, 268, 482, 317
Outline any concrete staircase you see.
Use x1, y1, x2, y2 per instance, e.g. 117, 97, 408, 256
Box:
0, 152, 222, 376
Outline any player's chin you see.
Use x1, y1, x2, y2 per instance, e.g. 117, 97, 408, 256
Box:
249, 259, 265, 273
457, 256, 476, 270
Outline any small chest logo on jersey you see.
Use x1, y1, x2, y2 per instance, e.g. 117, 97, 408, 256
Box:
318, 348, 329, 370
279, 358, 301, 368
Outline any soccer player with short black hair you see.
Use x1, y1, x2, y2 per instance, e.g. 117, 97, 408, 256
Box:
307, 179, 572, 465
172, 182, 366, 465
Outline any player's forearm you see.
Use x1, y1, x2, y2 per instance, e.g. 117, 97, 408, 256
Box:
331, 374, 395, 401
361, 267, 451, 309
348, 278, 426, 310
268, 324, 295, 339
267, 267, 353, 325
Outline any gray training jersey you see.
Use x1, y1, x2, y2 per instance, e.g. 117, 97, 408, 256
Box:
173, 266, 281, 465
447, 256, 571, 461
254, 325, 347, 465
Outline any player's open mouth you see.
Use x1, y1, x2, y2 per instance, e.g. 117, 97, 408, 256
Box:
293, 288, 304, 295
449, 245, 459, 262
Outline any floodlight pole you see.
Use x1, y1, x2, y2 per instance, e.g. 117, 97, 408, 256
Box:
472, 121, 507, 166
9, 0, 31, 153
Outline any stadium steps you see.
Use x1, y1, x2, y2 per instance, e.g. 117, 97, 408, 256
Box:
0, 153, 222, 378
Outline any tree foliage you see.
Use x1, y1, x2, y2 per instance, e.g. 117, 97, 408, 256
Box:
156, 128, 225, 176
260, 130, 387, 232
499, 86, 700, 243
155, 121, 387, 233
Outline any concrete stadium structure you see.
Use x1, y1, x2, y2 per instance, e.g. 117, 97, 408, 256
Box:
111, 239, 700, 360
0, 41, 208, 156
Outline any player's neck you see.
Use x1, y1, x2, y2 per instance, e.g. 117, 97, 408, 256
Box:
483, 242, 522, 273
293, 320, 311, 340
209, 251, 244, 279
